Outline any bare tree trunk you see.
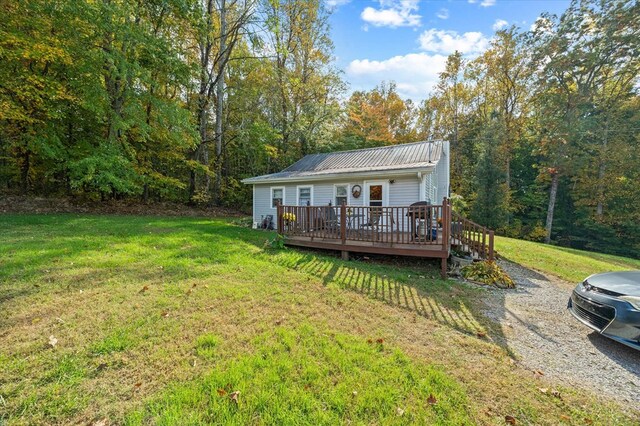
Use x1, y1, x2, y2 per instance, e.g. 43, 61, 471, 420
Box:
213, 0, 227, 204
545, 171, 559, 244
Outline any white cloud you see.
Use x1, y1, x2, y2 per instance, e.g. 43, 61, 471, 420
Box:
418, 29, 490, 55
436, 8, 449, 20
325, 0, 351, 8
360, 0, 421, 28
346, 52, 448, 100
492, 19, 508, 31
469, 0, 496, 6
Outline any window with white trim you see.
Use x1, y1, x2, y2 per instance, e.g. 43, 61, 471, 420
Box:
271, 187, 284, 208
297, 186, 312, 206
334, 184, 348, 206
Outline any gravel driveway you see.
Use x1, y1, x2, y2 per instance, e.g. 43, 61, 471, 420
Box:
481, 261, 640, 406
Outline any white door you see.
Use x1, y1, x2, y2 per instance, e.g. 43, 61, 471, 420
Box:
364, 180, 388, 207
364, 181, 389, 230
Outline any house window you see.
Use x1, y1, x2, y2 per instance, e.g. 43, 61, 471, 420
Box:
271, 187, 284, 208
334, 184, 349, 206
297, 186, 312, 206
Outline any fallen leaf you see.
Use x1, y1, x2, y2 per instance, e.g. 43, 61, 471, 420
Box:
551, 390, 562, 400
217, 388, 227, 396
559, 414, 570, 422
476, 331, 487, 338
139, 285, 149, 293
505, 415, 516, 425
538, 388, 548, 394
396, 407, 404, 416
584, 418, 593, 425
534, 370, 545, 377
192, 283, 197, 288
161, 312, 169, 318
427, 394, 437, 405
229, 390, 240, 404
376, 338, 384, 344
186, 288, 193, 295
48, 335, 58, 348
275, 316, 285, 325
133, 382, 142, 390
352, 391, 358, 397
367, 338, 373, 344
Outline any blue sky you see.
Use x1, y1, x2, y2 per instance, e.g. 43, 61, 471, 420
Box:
327, 0, 570, 101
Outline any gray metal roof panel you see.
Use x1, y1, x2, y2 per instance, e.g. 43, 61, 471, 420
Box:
243, 140, 445, 183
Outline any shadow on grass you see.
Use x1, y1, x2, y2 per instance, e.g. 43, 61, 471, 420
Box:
276, 249, 495, 338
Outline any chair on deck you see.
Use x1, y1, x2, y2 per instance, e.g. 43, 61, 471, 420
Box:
359, 207, 383, 239
315, 206, 339, 236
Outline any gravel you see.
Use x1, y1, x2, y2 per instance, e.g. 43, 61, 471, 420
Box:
481, 261, 640, 406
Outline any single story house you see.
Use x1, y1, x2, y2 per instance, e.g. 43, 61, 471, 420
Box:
242, 140, 450, 229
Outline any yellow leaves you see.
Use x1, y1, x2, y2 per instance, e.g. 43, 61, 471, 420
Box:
461, 261, 515, 288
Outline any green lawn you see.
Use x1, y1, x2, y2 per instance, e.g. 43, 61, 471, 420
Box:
495, 236, 640, 283
0, 214, 637, 425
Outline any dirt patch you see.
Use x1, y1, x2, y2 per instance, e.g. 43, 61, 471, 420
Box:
0, 195, 245, 218
481, 261, 640, 406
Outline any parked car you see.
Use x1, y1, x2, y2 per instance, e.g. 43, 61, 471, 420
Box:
568, 271, 640, 350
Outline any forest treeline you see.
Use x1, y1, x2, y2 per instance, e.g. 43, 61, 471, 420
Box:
1, 0, 639, 256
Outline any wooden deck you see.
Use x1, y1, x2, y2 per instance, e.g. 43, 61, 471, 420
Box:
276, 200, 494, 279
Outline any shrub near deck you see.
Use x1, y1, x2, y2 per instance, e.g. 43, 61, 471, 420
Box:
0, 214, 638, 425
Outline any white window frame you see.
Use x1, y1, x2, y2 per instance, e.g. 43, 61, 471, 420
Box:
296, 185, 314, 206
270, 186, 285, 209
363, 180, 389, 207
333, 183, 350, 206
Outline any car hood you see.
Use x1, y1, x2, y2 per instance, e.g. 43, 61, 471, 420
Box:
585, 271, 640, 296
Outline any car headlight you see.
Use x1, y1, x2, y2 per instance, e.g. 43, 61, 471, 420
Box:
620, 296, 640, 310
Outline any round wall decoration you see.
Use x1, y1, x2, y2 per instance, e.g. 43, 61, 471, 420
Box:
351, 184, 362, 199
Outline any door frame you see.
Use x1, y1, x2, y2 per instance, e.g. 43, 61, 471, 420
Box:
363, 180, 389, 207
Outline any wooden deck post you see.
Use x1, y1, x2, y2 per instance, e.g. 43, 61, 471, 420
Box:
441, 257, 447, 280
276, 203, 283, 233
488, 230, 495, 261
482, 228, 487, 259
340, 203, 346, 245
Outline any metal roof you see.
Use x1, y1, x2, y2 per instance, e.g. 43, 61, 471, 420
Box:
242, 140, 445, 184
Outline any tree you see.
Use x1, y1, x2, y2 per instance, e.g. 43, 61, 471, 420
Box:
340, 82, 417, 148
470, 117, 509, 229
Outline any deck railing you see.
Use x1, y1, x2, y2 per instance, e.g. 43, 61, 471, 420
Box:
451, 211, 494, 261
277, 199, 451, 248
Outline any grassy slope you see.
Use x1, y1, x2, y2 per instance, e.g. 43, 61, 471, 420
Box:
495, 236, 640, 283
0, 214, 637, 425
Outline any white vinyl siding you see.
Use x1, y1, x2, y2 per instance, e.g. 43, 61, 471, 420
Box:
250, 168, 450, 228
388, 176, 420, 206
423, 171, 438, 204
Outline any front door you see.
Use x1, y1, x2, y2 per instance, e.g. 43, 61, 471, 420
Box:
364, 181, 389, 231
364, 181, 388, 207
